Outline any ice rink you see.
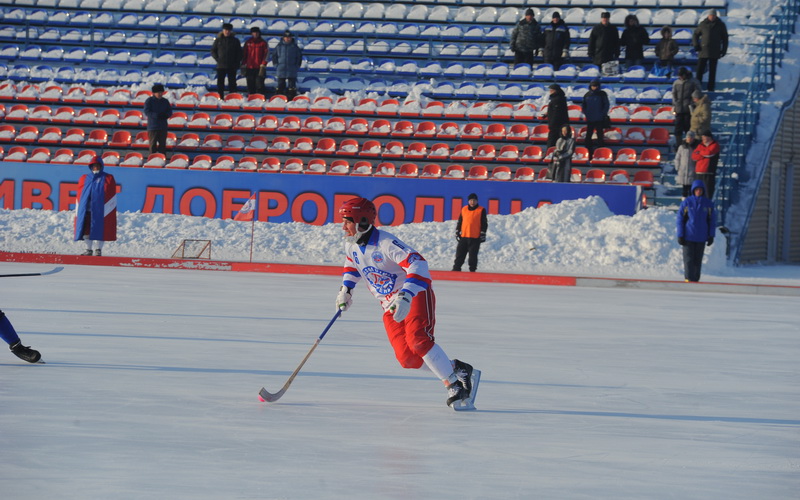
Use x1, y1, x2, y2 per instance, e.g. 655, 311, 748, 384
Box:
1, 263, 798, 499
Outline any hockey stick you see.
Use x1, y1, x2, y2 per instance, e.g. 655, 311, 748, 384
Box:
0, 266, 64, 278
258, 309, 342, 403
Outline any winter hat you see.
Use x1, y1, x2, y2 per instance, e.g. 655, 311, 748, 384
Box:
709, 9, 718, 16
590, 78, 600, 87
468, 193, 478, 201
222, 23, 233, 30
151, 83, 165, 93
686, 131, 696, 140
601, 11, 610, 19
525, 8, 534, 17
692, 90, 703, 99
250, 26, 261, 33
283, 30, 293, 37
551, 11, 561, 19
549, 83, 561, 91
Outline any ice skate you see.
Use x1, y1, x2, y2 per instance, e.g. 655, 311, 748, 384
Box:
81, 249, 93, 256
450, 360, 481, 412
9, 341, 41, 363
445, 381, 467, 407
94, 249, 102, 256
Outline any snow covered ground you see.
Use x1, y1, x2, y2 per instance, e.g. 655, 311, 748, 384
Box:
1, 263, 798, 500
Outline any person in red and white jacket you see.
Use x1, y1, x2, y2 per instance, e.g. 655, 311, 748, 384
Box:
74, 156, 117, 256
242, 26, 268, 95
691, 131, 721, 198
335, 197, 479, 409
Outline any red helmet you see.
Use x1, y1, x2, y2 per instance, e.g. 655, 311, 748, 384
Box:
339, 197, 376, 228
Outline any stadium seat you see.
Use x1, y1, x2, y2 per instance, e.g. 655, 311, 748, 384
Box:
98, 109, 121, 125
301, 116, 323, 133
498, 145, 520, 161
121, 110, 144, 126
606, 169, 631, 184
50, 148, 75, 165
374, 162, 396, 177
259, 157, 281, 173
85, 129, 108, 146
100, 151, 121, 166
625, 127, 647, 144
531, 124, 549, 142
583, 168, 606, 183
121, 152, 144, 168
188, 154, 212, 170
187, 112, 211, 129
288, 136, 312, 154
305, 158, 327, 174
507, 124, 530, 141
614, 148, 637, 165
427, 143, 450, 160
143, 153, 167, 169
572, 146, 590, 165
467, 165, 489, 180
14, 125, 39, 144
255, 115, 278, 132
278, 115, 301, 132
638, 148, 661, 166
198, 92, 221, 109
475, 144, 496, 161
397, 163, 419, 178
404, 142, 427, 159
420, 164, 442, 178
61, 128, 85, 145
165, 153, 190, 169
590, 147, 613, 165
2, 145, 27, 162
536, 168, 551, 182
222, 135, 246, 152
267, 136, 290, 153
327, 159, 350, 175
235, 156, 258, 172
323, 117, 347, 134
570, 168, 583, 183
648, 128, 670, 145
131, 131, 149, 149
281, 158, 304, 173
490, 166, 512, 181
233, 114, 256, 131
445, 164, 466, 179
369, 119, 392, 136
451, 144, 474, 161
337, 138, 359, 156
39, 127, 62, 144
244, 135, 268, 153
513, 166, 536, 182
414, 121, 436, 138
220, 93, 244, 110
345, 117, 368, 135
521, 146, 543, 163
391, 120, 414, 137
632, 170, 655, 189
313, 137, 336, 154
176, 133, 200, 149
244, 93, 266, 111
200, 134, 223, 151
5, 104, 29, 122
86, 88, 109, 104
381, 141, 403, 158
351, 161, 373, 176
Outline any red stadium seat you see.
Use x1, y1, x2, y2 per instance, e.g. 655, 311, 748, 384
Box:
187, 112, 211, 129
198, 92, 221, 109
210, 113, 234, 130
220, 93, 244, 110
255, 115, 279, 132
490, 166, 512, 181
166, 153, 190, 169
244, 135, 268, 153
648, 128, 670, 145
52, 106, 75, 124
359, 139, 383, 157
39, 127, 63, 144
513, 166, 536, 181
436, 122, 459, 139
314, 137, 336, 154
354, 98, 378, 115
461, 123, 483, 139
638, 148, 661, 166
632, 170, 655, 189
85, 129, 108, 146
233, 114, 256, 131
337, 138, 360, 156
289, 136, 313, 154
536, 168, 551, 182
266, 94, 288, 111
323, 116, 346, 134
421, 101, 444, 117
444, 164, 466, 179
188, 154, 213, 170
374, 162, 396, 177
404, 142, 427, 158
3, 145, 28, 161
606, 169, 631, 184
427, 143, 450, 160
327, 159, 350, 175
397, 163, 419, 178
301, 116, 324, 133
211, 155, 236, 171
382, 140, 404, 158
28, 105, 52, 123
267, 136, 291, 153
286, 95, 311, 113
467, 165, 489, 180
416, 121, 437, 138
521, 145, 543, 163
614, 148, 637, 165
420, 164, 442, 178
277, 115, 301, 132
176, 133, 200, 150
74, 108, 98, 124
50, 148, 75, 164
572, 146, 590, 165
507, 123, 530, 141
475, 144, 496, 160
235, 156, 258, 172
200, 134, 223, 151
131, 131, 149, 149
369, 119, 392, 136
346, 117, 369, 135
451, 143, 473, 161
223, 135, 246, 152
351, 161, 373, 176
392, 120, 414, 137
259, 157, 281, 172
583, 168, 606, 183
624, 127, 647, 144
121, 152, 144, 168
281, 158, 303, 174
305, 158, 327, 174
244, 93, 266, 111
590, 147, 613, 165
101, 151, 121, 166
570, 168, 583, 183
61, 128, 85, 145
143, 153, 167, 168
86, 88, 110, 105
14, 126, 39, 144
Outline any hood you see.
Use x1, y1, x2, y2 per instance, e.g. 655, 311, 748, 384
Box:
691, 179, 706, 195
88, 157, 105, 174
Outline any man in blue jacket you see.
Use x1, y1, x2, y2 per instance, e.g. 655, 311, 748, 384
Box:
581, 79, 610, 159
272, 30, 303, 100
676, 179, 717, 282
143, 83, 172, 154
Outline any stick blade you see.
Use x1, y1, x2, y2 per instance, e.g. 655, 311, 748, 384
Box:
41, 266, 64, 276
258, 387, 285, 403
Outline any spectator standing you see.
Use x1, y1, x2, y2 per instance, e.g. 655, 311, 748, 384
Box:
1, 309, 41, 363
509, 8, 542, 67
654, 26, 680, 78
674, 131, 698, 199
551, 125, 576, 182
676, 179, 717, 282
452, 193, 488, 273
544, 83, 569, 150
335, 197, 478, 409
272, 30, 303, 100
74, 156, 117, 256
588, 12, 620, 68
542, 12, 570, 70
692, 131, 720, 198
672, 67, 700, 144
242, 26, 268, 95
581, 78, 610, 159
210, 22, 243, 98
142, 83, 172, 155
692, 9, 728, 92
620, 14, 650, 69
690, 89, 711, 136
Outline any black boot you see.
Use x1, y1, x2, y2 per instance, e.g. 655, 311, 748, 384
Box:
10, 341, 41, 363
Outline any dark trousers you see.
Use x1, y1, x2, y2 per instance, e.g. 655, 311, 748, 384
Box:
277, 77, 298, 99
513, 51, 534, 66
544, 54, 564, 71
546, 125, 562, 150
696, 173, 716, 199
696, 58, 719, 92
585, 121, 605, 157
453, 238, 482, 272
682, 241, 706, 282
148, 129, 168, 154
245, 68, 265, 95
674, 112, 691, 144
216, 68, 237, 97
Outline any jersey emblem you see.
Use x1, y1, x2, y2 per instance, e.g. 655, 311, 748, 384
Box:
363, 266, 397, 295
372, 251, 384, 264
407, 253, 422, 265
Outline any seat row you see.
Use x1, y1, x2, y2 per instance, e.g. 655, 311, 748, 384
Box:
0, 144, 656, 187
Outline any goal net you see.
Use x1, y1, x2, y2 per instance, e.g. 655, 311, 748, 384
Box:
171, 239, 212, 260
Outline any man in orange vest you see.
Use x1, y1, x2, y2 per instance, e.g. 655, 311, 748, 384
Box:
452, 193, 488, 272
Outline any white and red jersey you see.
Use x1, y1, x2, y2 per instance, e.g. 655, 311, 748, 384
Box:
342, 228, 432, 311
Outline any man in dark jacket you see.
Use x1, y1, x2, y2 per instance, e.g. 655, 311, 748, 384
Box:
510, 8, 542, 66
210, 22, 243, 98
143, 83, 172, 154
676, 179, 717, 282
542, 12, 570, 70
272, 30, 303, 100
587, 12, 619, 67
452, 193, 488, 273
672, 66, 700, 144
692, 9, 728, 92
544, 83, 570, 150
581, 79, 610, 159
620, 14, 649, 68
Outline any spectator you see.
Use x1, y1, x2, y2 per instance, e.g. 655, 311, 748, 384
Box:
142, 83, 172, 155
690, 89, 712, 136
74, 156, 117, 256
620, 14, 650, 69
693, 9, 728, 92
588, 12, 620, 68
242, 26, 268, 95
1, 309, 41, 363
676, 179, 717, 282
335, 197, 478, 409
551, 125, 575, 183
672, 66, 700, 144
654, 26, 680, 78
509, 8, 542, 67
674, 131, 698, 199
581, 78, 610, 159
692, 131, 720, 199
452, 193, 488, 273
544, 83, 569, 150
272, 30, 303, 100
542, 11, 570, 70
210, 22, 243, 98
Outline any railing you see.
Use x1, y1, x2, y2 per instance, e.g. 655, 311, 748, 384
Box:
717, 0, 800, 229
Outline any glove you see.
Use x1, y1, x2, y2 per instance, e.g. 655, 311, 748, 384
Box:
258, 64, 266, 77
455, 230, 461, 242
561, 49, 568, 58
678, 237, 686, 246
388, 290, 412, 322
479, 232, 486, 243
707, 238, 714, 247
335, 286, 352, 312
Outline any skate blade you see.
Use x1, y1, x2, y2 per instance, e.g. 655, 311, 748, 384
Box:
452, 369, 480, 412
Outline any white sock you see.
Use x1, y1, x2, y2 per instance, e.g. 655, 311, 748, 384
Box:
422, 344, 455, 383
83, 236, 92, 251
94, 241, 104, 250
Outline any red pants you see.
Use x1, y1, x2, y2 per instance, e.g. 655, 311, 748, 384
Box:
382, 289, 436, 369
